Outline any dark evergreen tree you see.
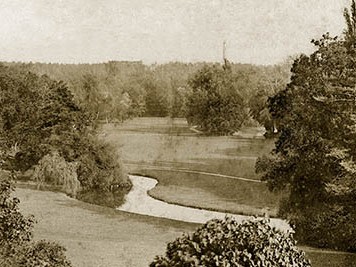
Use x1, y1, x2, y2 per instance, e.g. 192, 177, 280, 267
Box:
256, 2, 356, 251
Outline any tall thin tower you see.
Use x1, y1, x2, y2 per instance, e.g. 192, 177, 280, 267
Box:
223, 41, 227, 63
223, 41, 229, 69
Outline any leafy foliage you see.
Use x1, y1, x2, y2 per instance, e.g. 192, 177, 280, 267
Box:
0, 64, 92, 171
150, 217, 310, 267
0, 173, 72, 267
4, 61, 290, 122
256, 2, 356, 251
186, 65, 248, 135
143, 77, 169, 117
0, 172, 35, 261
76, 136, 131, 207
15, 241, 72, 267
283, 203, 356, 252
33, 151, 80, 197
248, 63, 291, 136
0, 64, 130, 207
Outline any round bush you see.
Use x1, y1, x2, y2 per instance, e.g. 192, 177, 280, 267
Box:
16, 240, 72, 267
150, 217, 310, 267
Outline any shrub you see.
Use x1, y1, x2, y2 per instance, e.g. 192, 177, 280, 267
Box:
0, 173, 72, 267
15, 240, 72, 267
0, 172, 35, 260
284, 203, 356, 252
76, 137, 131, 207
33, 151, 81, 197
150, 217, 310, 267
31, 137, 132, 207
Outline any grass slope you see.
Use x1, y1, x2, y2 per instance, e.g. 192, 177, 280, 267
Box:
101, 118, 281, 216
16, 187, 196, 267
17, 187, 356, 267
136, 168, 282, 217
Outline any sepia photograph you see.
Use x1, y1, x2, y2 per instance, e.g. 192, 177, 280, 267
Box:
0, 0, 356, 266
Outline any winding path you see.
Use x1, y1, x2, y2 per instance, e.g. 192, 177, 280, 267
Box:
117, 175, 291, 232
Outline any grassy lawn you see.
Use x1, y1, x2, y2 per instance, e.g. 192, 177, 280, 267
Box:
16, 187, 356, 267
133, 168, 282, 217
94, 117, 356, 266
101, 117, 281, 216
16, 187, 196, 267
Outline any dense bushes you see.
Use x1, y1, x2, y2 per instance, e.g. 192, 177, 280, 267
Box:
0, 173, 72, 267
186, 64, 248, 135
0, 173, 35, 262
31, 137, 132, 207
0, 64, 131, 207
15, 241, 72, 267
282, 202, 356, 252
76, 137, 131, 207
150, 217, 310, 267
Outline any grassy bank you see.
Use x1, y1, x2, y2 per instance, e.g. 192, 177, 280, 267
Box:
132, 168, 282, 217
16, 187, 356, 267
101, 118, 281, 216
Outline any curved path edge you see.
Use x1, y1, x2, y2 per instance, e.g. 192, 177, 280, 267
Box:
117, 175, 291, 232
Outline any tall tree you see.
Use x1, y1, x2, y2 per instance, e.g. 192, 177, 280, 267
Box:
186, 64, 248, 135
0, 66, 91, 170
256, 3, 356, 251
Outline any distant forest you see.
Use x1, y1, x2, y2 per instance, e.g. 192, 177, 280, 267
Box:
3, 61, 291, 129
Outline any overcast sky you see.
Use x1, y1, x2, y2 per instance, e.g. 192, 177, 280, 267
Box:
0, 0, 350, 65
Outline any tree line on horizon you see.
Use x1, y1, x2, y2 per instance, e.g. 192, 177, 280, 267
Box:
3, 60, 291, 135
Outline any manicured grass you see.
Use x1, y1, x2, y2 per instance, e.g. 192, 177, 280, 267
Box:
101, 117, 280, 216
101, 118, 275, 181
16, 187, 196, 267
97, 117, 356, 265
16, 187, 356, 267
132, 168, 282, 217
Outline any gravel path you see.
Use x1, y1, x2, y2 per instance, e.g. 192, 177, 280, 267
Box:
117, 175, 291, 232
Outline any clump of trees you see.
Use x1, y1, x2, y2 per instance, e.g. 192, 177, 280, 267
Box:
184, 62, 291, 136
185, 64, 249, 135
256, 1, 356, 252
5, 61, 291, 130
0, 172, 72, 267
150, 217, 310, 267
6, 61, 198, 121
0, 64, 131, 207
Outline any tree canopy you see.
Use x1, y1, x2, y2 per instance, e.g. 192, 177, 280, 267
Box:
256, 1, 356, 251
0, 65, 91, 170
186, 64, 249, 135
3, 61, 290, 125
248, 62, 291, 136
0, 64, 130, 207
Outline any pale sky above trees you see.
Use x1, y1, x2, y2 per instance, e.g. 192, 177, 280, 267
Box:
0, 0, 349, 65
